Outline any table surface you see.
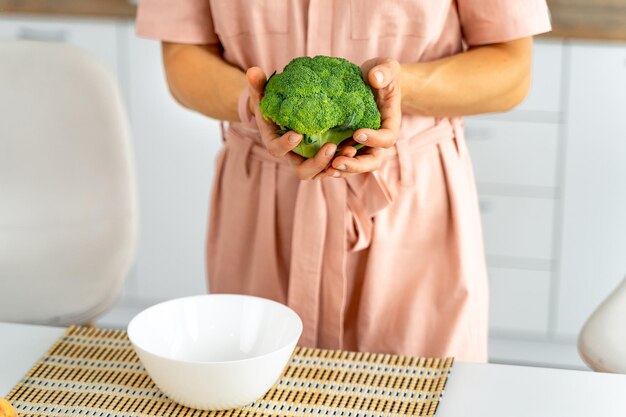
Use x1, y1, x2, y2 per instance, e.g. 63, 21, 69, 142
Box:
2, 322, 626, 417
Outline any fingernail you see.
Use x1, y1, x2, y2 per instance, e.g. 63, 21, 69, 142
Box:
333, 171, 341, 178
325, 147, 335, 157
374, 71, 384, 84
289, 134, 300, 143
337, 164, 347, 171
356, 133, 368, 143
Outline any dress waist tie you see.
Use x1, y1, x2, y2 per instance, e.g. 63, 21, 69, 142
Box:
225, 120, 455, 348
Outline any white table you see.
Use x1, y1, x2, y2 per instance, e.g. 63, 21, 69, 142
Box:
2, 322, 626, 416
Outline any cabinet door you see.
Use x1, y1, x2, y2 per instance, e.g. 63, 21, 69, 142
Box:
480, 195, 555, 261
0, 15, 118, 77
127, 25, 222, 301
489, 268, 551, 335
556, 42, 626, 337
465, 119, 560, 188
515, 40, 564, 114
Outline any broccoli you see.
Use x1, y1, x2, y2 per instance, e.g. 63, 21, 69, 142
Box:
259, 56, 381, 158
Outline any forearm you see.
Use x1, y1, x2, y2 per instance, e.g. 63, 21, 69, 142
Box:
400, 38, 533, 117
161, 42, 247, 122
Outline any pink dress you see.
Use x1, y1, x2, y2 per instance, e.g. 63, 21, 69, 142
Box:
137, 0, 551, 362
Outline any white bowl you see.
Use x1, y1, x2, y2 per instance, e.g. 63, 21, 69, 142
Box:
127, 294, 302, 410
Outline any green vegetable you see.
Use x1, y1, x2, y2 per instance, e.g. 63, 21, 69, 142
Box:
259, 56, 381, 158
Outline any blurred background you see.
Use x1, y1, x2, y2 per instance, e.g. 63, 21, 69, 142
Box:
1, 0, 625, 371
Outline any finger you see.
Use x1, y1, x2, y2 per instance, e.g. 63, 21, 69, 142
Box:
361, 60, 402, 140
255, 115, 299, 156
360, 58, 379, 83
248, 89, 295, 150
296, 143, 337, 180
266, 131, 303, 158
367, 59, 401, 90
353, 128, 397, 149
285, 151, 306, 166
336, 144, 358, 158
325, 145, 358, 177
373, 81, 402, 137
246, 67, 267, 96
313, 171, 332, 180
245, 67, 302, 155
325, 167, 344, 178
333, 155, 381, 174
244, 70, 296, 161
246, 67, 267, 123
325, 168, 356, 179
332, 149, 385, 174
252, 102, 284, 148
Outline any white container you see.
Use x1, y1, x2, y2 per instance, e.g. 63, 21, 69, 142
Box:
127, 294, 303, 410
578, 276, 626, 374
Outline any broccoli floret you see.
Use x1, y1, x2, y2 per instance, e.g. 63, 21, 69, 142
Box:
259, 56, 381, 158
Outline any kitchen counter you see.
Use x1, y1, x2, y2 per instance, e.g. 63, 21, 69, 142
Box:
3, 321, 626, 417
0, 0, 136, 19
2, 0, 626, 41
546, 0, 626, 41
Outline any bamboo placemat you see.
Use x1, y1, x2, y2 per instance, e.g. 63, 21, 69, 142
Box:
7, 326, 453, 416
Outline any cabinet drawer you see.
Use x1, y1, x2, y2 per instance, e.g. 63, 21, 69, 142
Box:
465, 119, 560, 188
516, 40, 563, 113
480, 195, 554, 261
489, 267, 551, 335
0, 16, 118, 77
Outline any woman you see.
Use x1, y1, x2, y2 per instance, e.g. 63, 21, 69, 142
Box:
137, 0, 551, 362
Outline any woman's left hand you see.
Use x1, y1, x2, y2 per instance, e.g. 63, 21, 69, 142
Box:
326, 58, 402, 178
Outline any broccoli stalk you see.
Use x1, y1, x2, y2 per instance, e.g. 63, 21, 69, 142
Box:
295, 128, 356, 159
259, 56, 381, 159
289, 114, 365, 158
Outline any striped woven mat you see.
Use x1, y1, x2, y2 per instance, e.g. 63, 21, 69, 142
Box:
7, 326, 453, 416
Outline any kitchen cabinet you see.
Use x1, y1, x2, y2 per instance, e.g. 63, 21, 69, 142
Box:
467, 39, 626, 367
0, 15, 120, 78
480, 195, 555, 261
515, 40, 564, 114
465, 40, 565, 341
465, 120, 560, 188
468, 40, 626, 343
488, 267, 551, 335
556, 42, 626, 337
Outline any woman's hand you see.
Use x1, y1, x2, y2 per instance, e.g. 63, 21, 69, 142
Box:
326, 58, 402, 178
246, 67, 337, 180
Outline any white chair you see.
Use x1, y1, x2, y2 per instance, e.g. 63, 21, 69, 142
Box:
0, 40, 137, 326
578, 276, 626, 373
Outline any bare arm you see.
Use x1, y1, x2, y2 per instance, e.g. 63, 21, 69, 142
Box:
400, 37, 533, 117
327, 38, 533, 176
161, 42, 246, 122
162, 37, 532, 123
161, 43, 338, 179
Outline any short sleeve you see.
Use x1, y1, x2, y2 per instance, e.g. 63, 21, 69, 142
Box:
458, 0, 552, 46
136, 0, 219, 44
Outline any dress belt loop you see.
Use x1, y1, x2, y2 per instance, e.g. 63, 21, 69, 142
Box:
449, 117, 465, 158
219, 121, 227, 143
395, 139, 414, 187
225, 126, 255, 179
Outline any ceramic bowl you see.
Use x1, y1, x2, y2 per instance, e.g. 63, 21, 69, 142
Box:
127, 294, 302, 410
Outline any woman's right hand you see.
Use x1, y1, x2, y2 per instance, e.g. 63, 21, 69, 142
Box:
246, 67, 339, 180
